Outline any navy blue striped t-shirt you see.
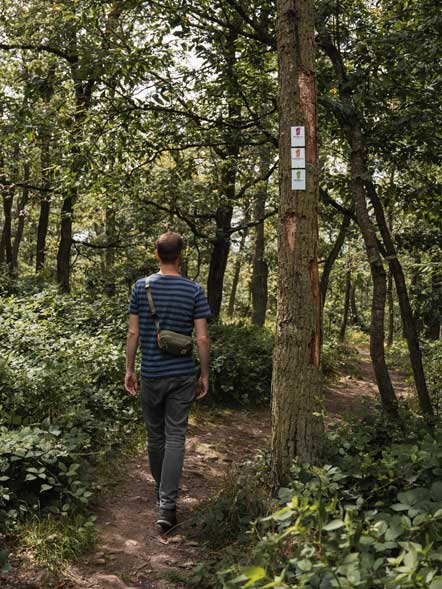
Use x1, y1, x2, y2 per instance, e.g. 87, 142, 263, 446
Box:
128, 273, 212, 378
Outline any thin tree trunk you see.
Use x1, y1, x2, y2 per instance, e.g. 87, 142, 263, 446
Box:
339, 270, 351, 342
104, 206, 117, 295
206, 28, 240, 318
319, 31, 399, 418
36, 108, 54, 272
207, 205, 234, 318
350, 279, 359, 325
272, 0, 323, 486
426, 269, 440, 340
251, 151, 270, 326
227, 226, 248, 317
366, 181, 434, 418
11, 162, 30, 271
0, 157, 13, 272
56, 56, 94, 292
387, 270, 394, 346
320, 213, 350, 308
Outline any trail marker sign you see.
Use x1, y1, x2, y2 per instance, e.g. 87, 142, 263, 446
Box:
290, 127, 306, 190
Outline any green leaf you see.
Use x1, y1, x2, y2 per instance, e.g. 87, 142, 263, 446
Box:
323, 519, 345, 531
243, 566, 266, 587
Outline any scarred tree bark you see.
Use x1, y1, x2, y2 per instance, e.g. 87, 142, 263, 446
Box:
272, 0, 323, 485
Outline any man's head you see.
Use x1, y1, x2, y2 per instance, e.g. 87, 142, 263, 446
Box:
155, 231, 184, 264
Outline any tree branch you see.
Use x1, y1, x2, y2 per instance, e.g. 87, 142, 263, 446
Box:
0, 43, 77, 64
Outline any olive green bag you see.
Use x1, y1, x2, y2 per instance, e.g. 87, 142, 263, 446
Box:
145, 276, 193, 356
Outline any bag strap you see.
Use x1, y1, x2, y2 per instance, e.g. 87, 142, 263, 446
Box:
145, 276, 161, 332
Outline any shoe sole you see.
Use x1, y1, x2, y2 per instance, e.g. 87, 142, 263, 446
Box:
156, 518, 177, 533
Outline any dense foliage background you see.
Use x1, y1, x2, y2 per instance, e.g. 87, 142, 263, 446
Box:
1, 0, 441, 585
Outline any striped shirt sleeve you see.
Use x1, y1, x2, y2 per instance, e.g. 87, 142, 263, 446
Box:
128, 283, 139, 315
194, 284, 212, 319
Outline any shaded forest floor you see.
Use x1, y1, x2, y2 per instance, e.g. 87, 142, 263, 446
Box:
1, 348, 412, 589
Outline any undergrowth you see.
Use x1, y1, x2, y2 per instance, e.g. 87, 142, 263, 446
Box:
185, 408, 442, 589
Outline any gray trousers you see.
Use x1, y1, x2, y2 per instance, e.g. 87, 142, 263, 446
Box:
140, 374, 196, 511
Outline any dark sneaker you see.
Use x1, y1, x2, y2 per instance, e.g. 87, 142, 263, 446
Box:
156, 508, 177, 533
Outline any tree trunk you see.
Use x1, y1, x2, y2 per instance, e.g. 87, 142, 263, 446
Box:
251, 151, 270, 326
387, 269, 394, 346
227, 226, 248, 317
272, 0, 323, 486
11, 162, 30, 271
425, 276, 441, 340
56, 58, 94, 292
36, 132, 52, 272
0, 157, 13, 272
339, 269, 351, 342
349, 129, 398, 417
319, 31, 399, 417
350, 279, 359, 325
104, 206, 117, 295
320, 213, 350, 308
207, 205, 233, 318
365, 181, 434, 418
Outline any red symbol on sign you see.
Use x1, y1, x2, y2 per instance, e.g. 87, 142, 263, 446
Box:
296, 149, 301, 157
296, 127, 301, 136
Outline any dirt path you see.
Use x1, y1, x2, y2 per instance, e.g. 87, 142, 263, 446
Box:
324, 347, 411, 419
64, 407, 272, 589
1, 350, 411, 589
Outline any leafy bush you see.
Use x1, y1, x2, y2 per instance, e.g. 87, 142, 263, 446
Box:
422, 340, 442, 417
208, 324, 354, 404
0, 288, 139, 531
218, 413, 442, 589
209, 323, 273, 405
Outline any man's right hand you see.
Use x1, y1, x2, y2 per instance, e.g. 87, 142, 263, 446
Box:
196, 375, 209, 400
124, 371, 138, 396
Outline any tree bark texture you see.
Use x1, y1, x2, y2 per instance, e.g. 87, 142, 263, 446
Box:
320, 213, 350, 309
251, 151, 270, 326
366, 181, 434, 418
272, 0, 323, 486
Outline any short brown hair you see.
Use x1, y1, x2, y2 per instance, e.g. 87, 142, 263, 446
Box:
155, 232, 183, 262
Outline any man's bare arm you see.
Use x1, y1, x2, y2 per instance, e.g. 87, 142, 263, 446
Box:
125, 314, 139, 396
194, 318, 210, 399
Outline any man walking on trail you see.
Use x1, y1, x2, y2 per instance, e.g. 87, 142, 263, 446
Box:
124, 232, 211, 532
